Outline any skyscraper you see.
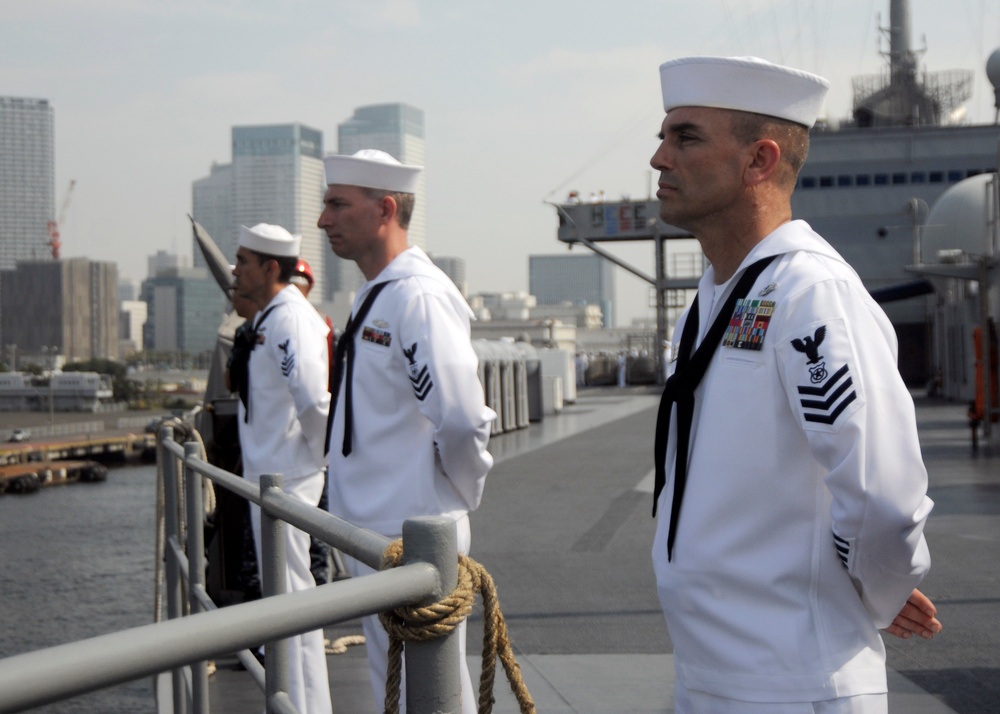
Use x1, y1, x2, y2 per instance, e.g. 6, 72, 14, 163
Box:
192, 123, 326, 301
429, 254, 467, 297
191, 162, 234, 268
1, 258, 120, 362
332, 104, 426, 296
140, 264, 222, 355
529, 254, 616, 328
0, 96, 55, 270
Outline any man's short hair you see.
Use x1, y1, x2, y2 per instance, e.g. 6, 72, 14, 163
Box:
362, 188, 416, 230
727, 110, 810, 189
252, 251, 299, 283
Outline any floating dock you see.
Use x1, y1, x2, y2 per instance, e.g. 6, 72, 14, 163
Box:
0, 429, 155, 495
0, 459, 109, 495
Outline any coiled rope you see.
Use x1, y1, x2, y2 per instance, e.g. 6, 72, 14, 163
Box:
378, 540, 536, 714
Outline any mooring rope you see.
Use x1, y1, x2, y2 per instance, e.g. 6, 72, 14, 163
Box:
378, 540, 536, 714
326, 634, 367, 655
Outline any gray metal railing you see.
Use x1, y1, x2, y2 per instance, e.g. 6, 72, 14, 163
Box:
0, 426, 463, 714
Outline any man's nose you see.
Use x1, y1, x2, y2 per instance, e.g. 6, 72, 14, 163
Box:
650, 145, 669, 171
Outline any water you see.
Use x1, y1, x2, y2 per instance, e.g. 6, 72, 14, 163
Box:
0, 464, 158, 713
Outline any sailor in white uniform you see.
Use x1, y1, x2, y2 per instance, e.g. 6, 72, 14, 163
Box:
648, 56, 941, 713
318, 150, 495, 713
232, 223, 332, 714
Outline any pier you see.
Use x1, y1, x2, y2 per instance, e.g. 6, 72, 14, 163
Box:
0, 432, 155, 468
0, 410, 163, 477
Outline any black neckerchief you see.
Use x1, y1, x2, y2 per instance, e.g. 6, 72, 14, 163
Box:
231, 304, 278, 423
652, 255, 777, 561
324, 281, 390, 456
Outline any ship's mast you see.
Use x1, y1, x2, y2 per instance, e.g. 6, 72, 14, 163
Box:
851, 0, 972, 127
887, 0, 916, 88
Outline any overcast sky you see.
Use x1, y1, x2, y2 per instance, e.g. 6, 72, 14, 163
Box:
3, 0, 999, 325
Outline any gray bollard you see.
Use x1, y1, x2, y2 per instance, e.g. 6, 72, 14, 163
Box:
402, 516, 462, 714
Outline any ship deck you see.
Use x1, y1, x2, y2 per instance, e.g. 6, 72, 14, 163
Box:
202, 387, 990, 713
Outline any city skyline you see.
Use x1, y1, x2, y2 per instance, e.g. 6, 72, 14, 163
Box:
3, 1, 1000, 325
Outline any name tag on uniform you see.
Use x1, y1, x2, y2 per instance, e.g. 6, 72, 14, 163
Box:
723, 299, 775, 351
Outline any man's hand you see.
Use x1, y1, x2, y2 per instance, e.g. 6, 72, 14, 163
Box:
884, 588, 942, 640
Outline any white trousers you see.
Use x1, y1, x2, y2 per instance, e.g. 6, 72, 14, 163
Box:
674, 679, 887, 714
250, 470, 332, 714
346, 514, 476, 714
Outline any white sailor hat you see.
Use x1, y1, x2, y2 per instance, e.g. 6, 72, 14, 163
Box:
323, 149, 422, 193
659, 56, 829, 128
238, 223, 300, 258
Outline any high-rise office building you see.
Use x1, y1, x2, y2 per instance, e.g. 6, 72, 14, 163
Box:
140, 265, 222, 355
148, 249, 191, 277
333, 104, 426, 296
191, 162, 235, 269
429, 255, 467, 297
192, 124, 326, 301
0, 258, 120, 362
120, 300, 147, 355
0, 96, 55, 270
529, 254, 616, 328
119, 277, 140, 303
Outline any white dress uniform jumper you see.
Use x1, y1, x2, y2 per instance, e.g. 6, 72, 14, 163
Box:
652, 221, 933, 707
327, 245, 495, 713
239, 283, 332, 714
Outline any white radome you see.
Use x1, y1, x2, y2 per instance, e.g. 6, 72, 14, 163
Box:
923, 172, 998, 261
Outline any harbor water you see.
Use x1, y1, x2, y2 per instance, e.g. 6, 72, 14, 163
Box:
0, 464, 158, 713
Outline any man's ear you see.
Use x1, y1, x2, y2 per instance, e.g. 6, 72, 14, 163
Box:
744, 139, 782, 187
379, 194, 399, 225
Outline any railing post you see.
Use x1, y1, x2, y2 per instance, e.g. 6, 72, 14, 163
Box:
260, 474, 291, 713
161, 427, 188, 714
403, 516, 461, 714
184, 442, 209, 714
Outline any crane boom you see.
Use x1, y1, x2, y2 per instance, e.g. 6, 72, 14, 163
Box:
46, 179, 75, 259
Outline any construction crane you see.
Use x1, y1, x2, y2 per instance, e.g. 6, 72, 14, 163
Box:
46, 179, 76, 259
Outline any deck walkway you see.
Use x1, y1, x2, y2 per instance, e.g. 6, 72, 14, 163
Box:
205, 387, 995, 713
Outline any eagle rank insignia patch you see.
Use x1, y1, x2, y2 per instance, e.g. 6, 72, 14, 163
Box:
723, 298, 774, 351
403, 341, 434, 401
277, 338, 295, 377
787, 319, 862, 431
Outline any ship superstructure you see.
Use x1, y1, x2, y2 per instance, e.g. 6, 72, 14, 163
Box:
556, 0, 1000, 387
791, 1, 1000, 382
